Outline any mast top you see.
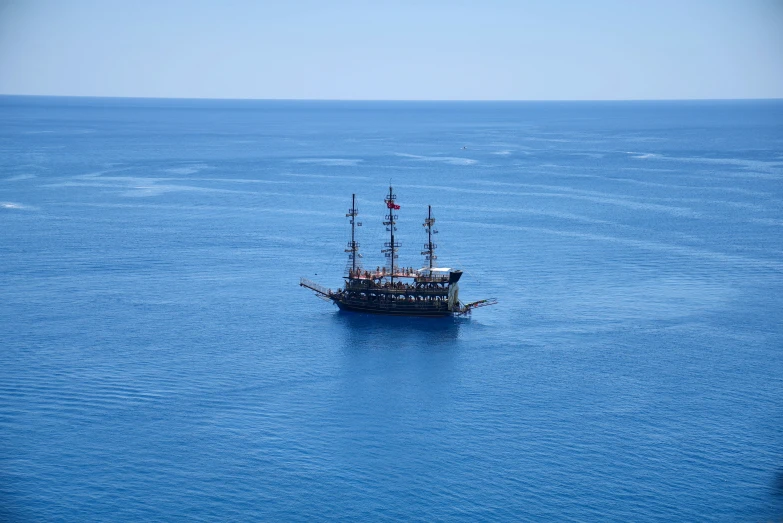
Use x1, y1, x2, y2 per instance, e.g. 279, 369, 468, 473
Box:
422, 204, 437, 269
382, 186, 400, 282
345, 193, 361, 274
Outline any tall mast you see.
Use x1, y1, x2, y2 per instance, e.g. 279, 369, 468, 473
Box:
422, 205, 437, 269
382, 186, 399, 284
345, 193, 360, 274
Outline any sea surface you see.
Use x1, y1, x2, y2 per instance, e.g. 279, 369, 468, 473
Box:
1, 96, 782, 522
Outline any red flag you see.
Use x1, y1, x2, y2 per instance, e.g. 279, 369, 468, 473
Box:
393, 204, 400, 210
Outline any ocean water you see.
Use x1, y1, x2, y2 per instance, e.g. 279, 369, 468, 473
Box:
1, 96, 782, 522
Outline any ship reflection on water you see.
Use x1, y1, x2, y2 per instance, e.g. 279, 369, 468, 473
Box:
332, 310, 465, 346
773, 469, 783, 497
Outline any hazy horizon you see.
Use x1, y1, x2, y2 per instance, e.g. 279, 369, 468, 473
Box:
1, 0, 782, 101
2, 94, 782, 103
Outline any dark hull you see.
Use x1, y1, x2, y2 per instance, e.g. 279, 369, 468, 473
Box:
333, 298, 454, 317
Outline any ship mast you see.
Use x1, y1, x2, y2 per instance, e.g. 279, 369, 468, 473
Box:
382, 186, 400, 284
345, 193, 360, 275
422, 205, 437, 269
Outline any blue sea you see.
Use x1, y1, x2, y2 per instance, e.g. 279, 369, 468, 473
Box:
1, 96, 782, 522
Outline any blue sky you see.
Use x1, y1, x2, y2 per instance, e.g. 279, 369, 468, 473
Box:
0, 0, 781, 100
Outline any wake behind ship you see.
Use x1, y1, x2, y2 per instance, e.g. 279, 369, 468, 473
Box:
300, 187, 496, 317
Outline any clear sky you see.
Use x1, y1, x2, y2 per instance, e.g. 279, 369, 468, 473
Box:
0, 0, 781, 100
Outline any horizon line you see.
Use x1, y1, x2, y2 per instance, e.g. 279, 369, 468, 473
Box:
1, 93, 782, 103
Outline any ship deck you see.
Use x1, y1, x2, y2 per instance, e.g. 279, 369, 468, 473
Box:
347, 268, 449, 283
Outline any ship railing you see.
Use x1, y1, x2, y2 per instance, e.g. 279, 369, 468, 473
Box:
344, 270, 448, 282
344, 286, 447, 296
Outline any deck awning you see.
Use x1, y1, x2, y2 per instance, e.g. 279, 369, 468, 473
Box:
419, 267, 451, 273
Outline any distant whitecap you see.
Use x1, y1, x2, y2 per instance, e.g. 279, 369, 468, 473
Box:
1, 201, 36, 210
293, 158, 363, 166
395, 152, 477, 165
5, 174, 36, 181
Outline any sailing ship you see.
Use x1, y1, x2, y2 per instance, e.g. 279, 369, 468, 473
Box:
300, 186, 497, 317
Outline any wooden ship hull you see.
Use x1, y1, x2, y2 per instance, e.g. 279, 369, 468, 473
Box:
300, 188, 495, 317
302, 268, 468, 317
334, 301, 453, 317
